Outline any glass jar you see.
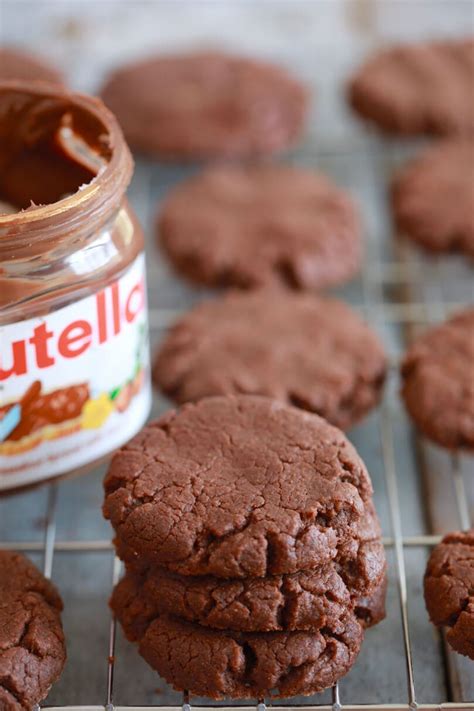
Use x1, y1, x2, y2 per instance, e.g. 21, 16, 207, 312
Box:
0, 81, 151, 492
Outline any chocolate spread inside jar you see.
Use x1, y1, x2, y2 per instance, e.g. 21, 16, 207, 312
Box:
0, 81, 151, 492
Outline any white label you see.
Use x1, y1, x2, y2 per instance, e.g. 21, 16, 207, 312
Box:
0, 253, 151, 490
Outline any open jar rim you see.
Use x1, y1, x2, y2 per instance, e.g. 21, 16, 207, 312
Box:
0, 80, 133, 255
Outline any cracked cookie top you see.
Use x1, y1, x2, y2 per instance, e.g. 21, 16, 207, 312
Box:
424, 529, 474, 660
111, 574, 364, 699
103, 395, 374, 578
153, 291, 386, 429
157, 164, 361, 291
0, 550, 66, 711
401, 308, 474, 450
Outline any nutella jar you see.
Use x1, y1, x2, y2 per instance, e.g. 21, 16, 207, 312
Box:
0, 81, 151, 492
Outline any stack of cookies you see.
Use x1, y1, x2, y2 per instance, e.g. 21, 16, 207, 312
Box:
104, 395, 386, 699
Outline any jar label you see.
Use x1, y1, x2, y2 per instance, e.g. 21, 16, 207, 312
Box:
0, 253, 151, 491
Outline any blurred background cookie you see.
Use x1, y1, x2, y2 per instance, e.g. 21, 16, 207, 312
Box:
157, 164, 362, 290
401, 308, 474, 450
349, 38, 474, 135
392, 139, 474, 259
0, 46, 63, 84
100, 51, 308, 160
153, 291, 386, 429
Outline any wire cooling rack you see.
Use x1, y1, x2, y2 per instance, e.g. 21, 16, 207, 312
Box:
1, 176, 473, 711
1, 4, 474, 703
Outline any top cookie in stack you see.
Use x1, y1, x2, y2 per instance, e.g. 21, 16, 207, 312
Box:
104, 395, 386, 699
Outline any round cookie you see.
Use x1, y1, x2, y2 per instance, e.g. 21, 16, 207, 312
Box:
0, 550, 66, 710
158, 165, 362, 290
100, 51, 307, 160
153, 291, 386, 429
103, 395, 375, 578
349, 38, 474, 135
392, 140, 474, 258
0, 47, 63, 84
112, 575, 363, 699
401, 308, 474, 450
424, 530, 474, 660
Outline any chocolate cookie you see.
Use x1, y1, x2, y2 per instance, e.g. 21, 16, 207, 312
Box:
354, 573, 387, 629
153, 291, 386, 429
0, 47, 63, 84
349, 38, 474, 135
112, 567, 352, 635
103, 395, 374, 578
158, 165, 361, 290
424, 530, 474, 660
100, 51, 307, 160
0, 550, 66, 710
392, 139, 474, 258
112, 575, 363, 699
401, 308, 474, 450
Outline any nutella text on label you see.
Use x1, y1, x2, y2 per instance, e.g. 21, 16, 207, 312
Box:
2, 272, 145, 380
